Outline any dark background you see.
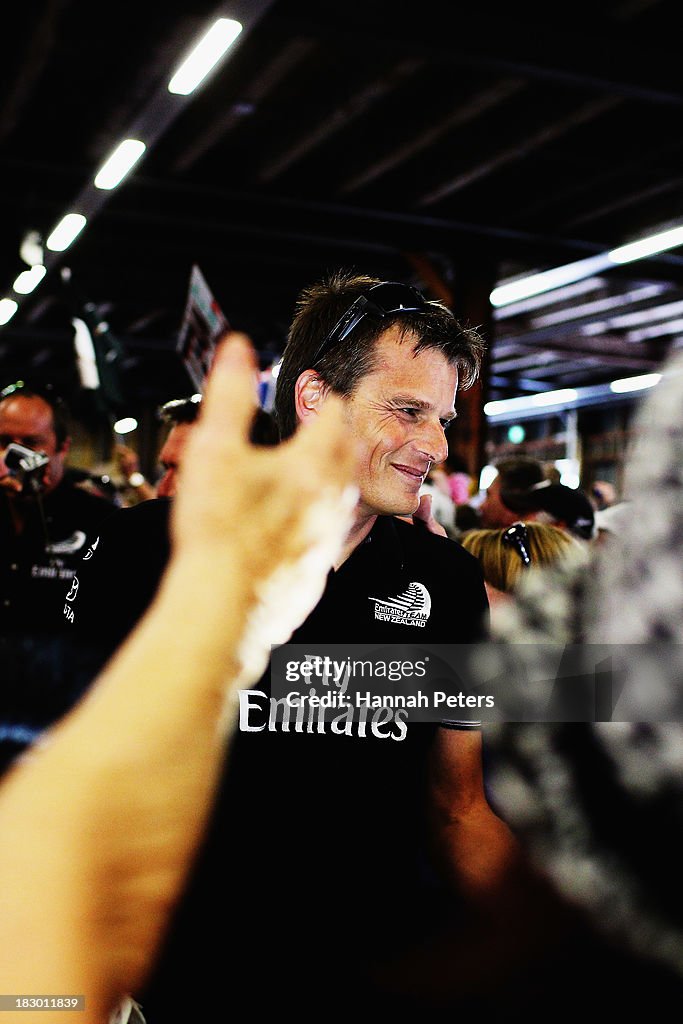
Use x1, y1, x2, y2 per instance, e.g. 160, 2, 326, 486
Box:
1, 0, 682, 419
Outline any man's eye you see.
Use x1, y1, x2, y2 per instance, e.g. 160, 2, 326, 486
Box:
440, 419, 454, 432
399, 408, 419, 418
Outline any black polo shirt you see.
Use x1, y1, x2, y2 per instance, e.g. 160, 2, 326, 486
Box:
65, 496, 172, 651
87, 510, 485, 1020
0, 481, 116, 773
64, 501, 488, 1017
291, 511, 487, 643
0, 479, 114, 634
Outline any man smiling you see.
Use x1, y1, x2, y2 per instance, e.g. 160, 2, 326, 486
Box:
133, 272, 518, 1020
302, 326, 456, 525
70, 272, 519, 1020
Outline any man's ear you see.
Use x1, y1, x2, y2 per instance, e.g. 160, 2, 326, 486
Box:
57, 436, 71, 457
294, 370, 329, 427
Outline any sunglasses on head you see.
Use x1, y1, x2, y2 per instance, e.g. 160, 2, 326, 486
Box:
502, 521, 532, 567
311, 281, 435, 366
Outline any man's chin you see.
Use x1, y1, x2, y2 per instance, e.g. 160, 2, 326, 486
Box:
382, 496, 421, 517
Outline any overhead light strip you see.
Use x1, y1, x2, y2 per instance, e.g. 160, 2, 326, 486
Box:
492, 277, 609, 320
609, 373, 661, 394
485, 388, 578, 416
168, 18, 243, 95
94, 139, 147, 190
46, 213, 87, 252
490, 255, 614, 307
0, 298, 18, 325
608, 225, 683, 265
0, 1, 268, 326
492, 222, 683, 308
485, 372, 664, 419
13, 265, 47, 295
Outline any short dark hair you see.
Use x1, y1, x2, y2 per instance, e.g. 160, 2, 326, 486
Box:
159, 395, 279, 447
158, 395, 203, 425
274, 270, 485, 440
0, 380, 70, 448
494, 456, 547, 513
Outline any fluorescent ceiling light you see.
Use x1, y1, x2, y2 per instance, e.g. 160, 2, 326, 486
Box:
491, 220, 683, 311
46, 213, 87, 252
13, 265, 46, 294
114, 417, 138, 434
94, 139, 146, 190
490, 254, 614, 307
484, 388, 578, 417
610, 373, 662, 394
0, 298, 18, 325
608, 224, 683, 265
529, 388, 578, 408
168, 18, 243, 96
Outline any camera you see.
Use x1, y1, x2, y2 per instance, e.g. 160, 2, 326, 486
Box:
3, 442, 50, 492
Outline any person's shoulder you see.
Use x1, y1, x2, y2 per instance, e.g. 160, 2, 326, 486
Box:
54, 481, 119, 528
80, 497, 171, 554
391, 516, 482, 571
60, 481, 115, 511
118, 496, 172, 521
103, 496, 171, 524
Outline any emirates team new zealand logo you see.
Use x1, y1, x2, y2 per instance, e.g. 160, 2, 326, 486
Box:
369, 581, 432, 627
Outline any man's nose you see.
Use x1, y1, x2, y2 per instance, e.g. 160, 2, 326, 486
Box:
415, 421, 449, 465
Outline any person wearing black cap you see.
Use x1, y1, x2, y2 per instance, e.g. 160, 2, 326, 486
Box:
519, 480, 596, 541
479, 456, 595, 541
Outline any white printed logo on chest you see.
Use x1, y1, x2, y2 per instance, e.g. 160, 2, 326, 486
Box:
369, 581, 431, 627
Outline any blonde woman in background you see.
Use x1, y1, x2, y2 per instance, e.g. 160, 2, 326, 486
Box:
461, 520, 586, 619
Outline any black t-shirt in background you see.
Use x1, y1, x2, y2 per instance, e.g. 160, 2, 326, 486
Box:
0, 481, 115, 773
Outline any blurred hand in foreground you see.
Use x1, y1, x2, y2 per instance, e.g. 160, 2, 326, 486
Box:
0, 331, 357, 1023
172, 331, 358, 687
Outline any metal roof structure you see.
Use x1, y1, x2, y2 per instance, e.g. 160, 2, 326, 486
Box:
2, 0, 682, 417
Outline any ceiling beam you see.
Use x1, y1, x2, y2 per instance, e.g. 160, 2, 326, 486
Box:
339, 77, 525, 195
0, 0, 73, 144
265, 10, 683, 108
417, 95, 622, 207
174, 35, 317, 173
258, 56, 425, 182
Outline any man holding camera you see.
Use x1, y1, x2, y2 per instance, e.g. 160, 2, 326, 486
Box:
0, 381, 114, 773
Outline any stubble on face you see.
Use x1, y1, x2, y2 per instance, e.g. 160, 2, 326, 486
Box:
341, 327, 458, 523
